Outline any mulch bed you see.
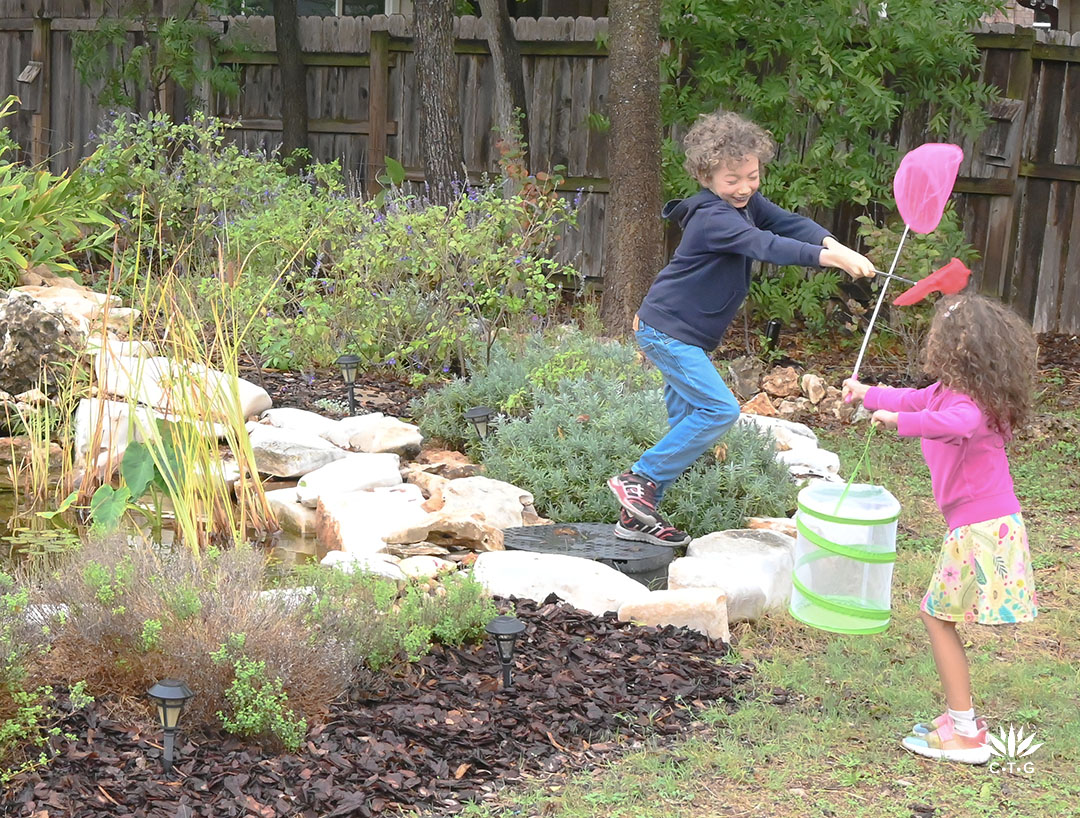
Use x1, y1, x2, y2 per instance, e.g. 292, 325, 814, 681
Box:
240, 363, 423, 420
4, 597, 752, 818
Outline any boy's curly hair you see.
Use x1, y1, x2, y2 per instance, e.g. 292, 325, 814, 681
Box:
923, 294, 1037, 436
683, 112, 776, 183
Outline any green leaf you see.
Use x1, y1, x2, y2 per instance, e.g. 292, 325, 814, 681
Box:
36, 490, 79, 519
382, 156, 406, 186
89, 484, 132, 532
120, 440, 157, 499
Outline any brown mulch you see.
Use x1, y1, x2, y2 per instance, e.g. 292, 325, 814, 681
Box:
4, 597, 751, 818
241, 364, 424, 419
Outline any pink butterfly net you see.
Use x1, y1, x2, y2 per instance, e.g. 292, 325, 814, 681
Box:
893, 143, 964, 234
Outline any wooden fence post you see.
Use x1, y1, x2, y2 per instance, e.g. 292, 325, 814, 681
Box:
30, 16, 51, 166
366, 29, 390, 195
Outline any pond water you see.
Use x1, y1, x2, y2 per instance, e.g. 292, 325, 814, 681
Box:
0, 490, 327, 570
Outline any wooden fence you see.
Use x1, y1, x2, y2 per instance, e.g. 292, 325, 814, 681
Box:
1, 9, 1079, 332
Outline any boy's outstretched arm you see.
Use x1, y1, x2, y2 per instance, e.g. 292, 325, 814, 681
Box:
820, 237, 875, 279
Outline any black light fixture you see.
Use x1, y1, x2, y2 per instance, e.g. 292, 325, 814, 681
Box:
1018, 0, 1058, 28
463, 405, 494, 440
763, 319, 782, 353
485, 615, 526, 688
147, 679, 194, 773
335, 354, 362, 416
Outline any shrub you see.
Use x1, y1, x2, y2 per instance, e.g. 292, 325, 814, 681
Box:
32, 539, 350, 729
410, 329, 661, 450
0, 96, 115, 287
211, 634, 307, 752
292, 568, 498, 673
481, 378, 796, 533
24, 537, 497, 745
79, 111, 580, 376
660, 0, 999, 210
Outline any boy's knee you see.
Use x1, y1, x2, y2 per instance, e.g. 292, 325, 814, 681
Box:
700, 397, 740, 432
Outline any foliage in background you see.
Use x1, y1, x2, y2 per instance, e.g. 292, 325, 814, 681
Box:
71, 0, 242, 113
748, 265, 842, 332
659, 0, 999, 209
77, 112, 579, 376
855, 203, 979, 379
0, 97, 115, 286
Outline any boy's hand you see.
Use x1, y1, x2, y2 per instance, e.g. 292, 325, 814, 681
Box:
842, 378, 869, 404
821, 238, 875, 279
871, 410, 899, 430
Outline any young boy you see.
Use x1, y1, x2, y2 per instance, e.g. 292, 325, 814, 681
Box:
608, 111, 875, 547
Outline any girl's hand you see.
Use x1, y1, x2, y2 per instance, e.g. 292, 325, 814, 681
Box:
842, 378, 869, 404
871, 410, 899, 430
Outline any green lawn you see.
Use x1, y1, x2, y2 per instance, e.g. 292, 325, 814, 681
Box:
460, 406, 1080, 818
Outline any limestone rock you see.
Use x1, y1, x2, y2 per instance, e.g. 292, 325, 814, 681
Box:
383, 542, 452, 558
801, 373, 826, 404
264, 487, 319, 536
96, 351, 271, 421
74, 398, 159, 471
0, 291, 81, 397
321, 550, 406, 581
315, 483, 428, 556
762, 366, 801, 398
740, 392, 777, 417
472, 551, 650, 616
736, 413, 819, 451
668, 528, 796, 622
323, 412, 422, 458
13, 282, 119, 335
398, 555, 456, 579
726, 356, 765, 401
439, 476, 535, 530
416, 449, 482, 479
776, 446, 840, 478
402, 465, 451, 499
618, 589, 730, 642
246, 423, 346, 478
295, 452, 402, 507
384, 510, 505, 552
259, 407, 339, 438
746, 516, 798, 539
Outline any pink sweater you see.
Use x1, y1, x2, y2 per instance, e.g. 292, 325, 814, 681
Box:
864, 383, 1020, 530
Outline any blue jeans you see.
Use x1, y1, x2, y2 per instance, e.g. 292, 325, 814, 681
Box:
632, 320, 740, 500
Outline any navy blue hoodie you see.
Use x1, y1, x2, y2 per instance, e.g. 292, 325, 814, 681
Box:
636, 189, 831, 350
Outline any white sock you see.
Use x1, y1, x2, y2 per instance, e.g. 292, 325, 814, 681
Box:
949, 706, 979, 737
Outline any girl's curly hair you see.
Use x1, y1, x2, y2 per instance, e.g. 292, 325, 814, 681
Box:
683, 111, 776, 183
923, 294, 1037, 437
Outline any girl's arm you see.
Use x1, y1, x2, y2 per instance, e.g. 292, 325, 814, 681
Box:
863, 384, 936, 413
896, 398, 983, 442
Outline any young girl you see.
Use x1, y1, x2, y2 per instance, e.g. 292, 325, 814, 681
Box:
843, 294, 1038, 765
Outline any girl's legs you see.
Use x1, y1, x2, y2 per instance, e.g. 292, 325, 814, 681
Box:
921, 610, 972, 711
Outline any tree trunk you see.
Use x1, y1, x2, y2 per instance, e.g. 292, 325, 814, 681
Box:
273, 0, 309, 171
599, 0, 664, 335
414, 0, 464, 206
478, 0, 529, 170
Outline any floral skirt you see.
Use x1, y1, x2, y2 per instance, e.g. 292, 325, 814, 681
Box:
921, 513, 1037, 625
